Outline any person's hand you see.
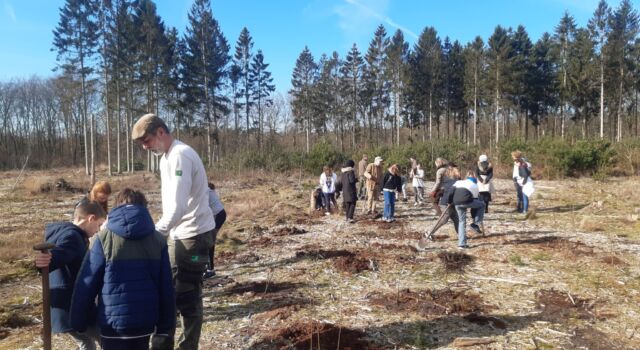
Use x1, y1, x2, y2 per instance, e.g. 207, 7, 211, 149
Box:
35, 252, 52, 269
429, 191, 436, 198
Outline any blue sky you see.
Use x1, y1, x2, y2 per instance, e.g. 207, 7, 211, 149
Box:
1, 0, 638, 93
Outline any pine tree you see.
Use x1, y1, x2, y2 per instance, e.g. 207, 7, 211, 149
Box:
463, 36, 485, 145
410, 27, 442, 141
588, 0, 612, 139
52, 0, 100, 178
527, 33, 558, 138
250, 49, 276, 149
234, 27, 254, 144
445, 40, 466, 140
384, 29, 408, 146
510, 25, 533, 139
568, 28, 598, 138
608, 0, 638, 141
183, 0, 230, 166
487, 25, 512, 145
553, 12, 577, 139
290, 46, 317, 153
364, 25, 390, 144
340, 44, 364, 148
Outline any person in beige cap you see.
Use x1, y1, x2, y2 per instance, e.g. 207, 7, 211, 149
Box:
132, 113, 215, 350
363, 156, 384, 215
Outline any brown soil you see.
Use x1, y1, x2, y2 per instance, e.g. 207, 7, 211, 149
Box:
370, 288, 489, 317
332, 255, 375, 274
437, 251, 474, 272
235, 252, 260, 263
0, 310, 37, 329
251, 320, 376, 350
248, 236, 272, 247
463, 313, 508, 329
535, 289, 602, 321
295, 249, 354, 260
224, 281, 302, 296
601, 255, 627, 266
252, 305, 302, 323
271, 226, 307, 236
507, 236, 594, 255
571, 326, 627, 350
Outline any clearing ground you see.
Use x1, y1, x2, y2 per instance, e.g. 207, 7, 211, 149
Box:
0, 168, 639, 349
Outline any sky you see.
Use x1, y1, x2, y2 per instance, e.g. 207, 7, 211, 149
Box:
1, 0, 639, 94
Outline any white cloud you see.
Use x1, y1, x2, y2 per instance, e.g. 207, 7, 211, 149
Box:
334, 0, 418, 43
4, 0, 16, 23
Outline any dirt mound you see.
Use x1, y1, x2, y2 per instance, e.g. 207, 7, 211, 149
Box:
214, 251, 237, 263
370, 288, 488, 317
601, 255, 627, 266
252, 305, 302, 323
370, 242, 415, 253
248, 236, 272, 247
535, 289, 603, 321
463, 313, 508, 329
253, 320, 375, 350
295, 249, 354, 260
235, 252, 260, 263
225, 281, 302, 296
507, 236, 593, 255
0, 310, 36, 329
438, 251, 474, 272
571, 326, 627, 350
333, 255, 375, 274
271, 226, 307, 236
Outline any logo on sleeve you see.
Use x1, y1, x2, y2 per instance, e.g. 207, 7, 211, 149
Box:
175, 170, 182, 176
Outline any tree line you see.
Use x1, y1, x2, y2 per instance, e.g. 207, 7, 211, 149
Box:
1, 0, 639, 175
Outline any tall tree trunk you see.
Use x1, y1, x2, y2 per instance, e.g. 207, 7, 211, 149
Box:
617, 66, 623, 142
600, 61, 604, 139
90, 113, 95, 185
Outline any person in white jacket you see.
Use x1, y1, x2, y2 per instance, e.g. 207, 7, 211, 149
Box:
412, 163, 425, 206
132, 113, 214, 350
319, 165, 338, 215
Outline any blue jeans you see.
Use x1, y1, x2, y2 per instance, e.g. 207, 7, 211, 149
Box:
455, 200, 486, 247
515, 182, 529, 213
383, 191, 396, 220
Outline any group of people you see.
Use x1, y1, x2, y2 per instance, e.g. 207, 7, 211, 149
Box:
318, 150, 533, 249
35, 114, 226, 350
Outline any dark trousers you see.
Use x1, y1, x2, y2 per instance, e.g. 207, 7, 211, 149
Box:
152, 232, 213, 350
344, 201, 356, 220
102, 336, 150, 350
208, 209, 227, 270
479, 192, 491, 213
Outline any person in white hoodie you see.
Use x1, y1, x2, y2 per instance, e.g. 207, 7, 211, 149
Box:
412, 163, 425, 206
319, 165, 338, 215
132, 113, 215, 350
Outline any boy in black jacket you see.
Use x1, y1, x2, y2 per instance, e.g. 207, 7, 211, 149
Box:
447, 171, 485, 249
382, 164, 403, 222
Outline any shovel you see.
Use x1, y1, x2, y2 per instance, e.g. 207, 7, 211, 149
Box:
417, 204, 453, 250
33, 242, 55, 350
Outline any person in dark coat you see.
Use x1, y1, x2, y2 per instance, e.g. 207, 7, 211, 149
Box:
70, 188, 175, 350
439, 164, 461, 235
34, 201, 107, 350
338, 160, 358, 223
382, 164, 403, 222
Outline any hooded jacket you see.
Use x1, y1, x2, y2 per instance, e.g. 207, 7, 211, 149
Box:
447, 178, 480, 205
339, 167, 357, 202
44, 222, 93, 334
70, 204, 175, 339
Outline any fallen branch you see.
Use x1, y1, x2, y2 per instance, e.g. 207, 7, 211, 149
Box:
469, 275, 529, 285
453, 337, 496, 347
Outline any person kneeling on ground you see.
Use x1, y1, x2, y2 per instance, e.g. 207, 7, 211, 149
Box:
382, 164, 403, 223
204, 182, 227, 279
447, 171, 486, 249
35, 201, 107, 350
319, 165, 338, 215
70, 188, 175, 350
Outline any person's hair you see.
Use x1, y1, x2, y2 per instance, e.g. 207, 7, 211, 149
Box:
466, 170, 476, 178
446, 165, 461, 180
323, 165, 331, 172
74, 201, 107, 221
89, 181, 111, 212
362, 154, 368, 158
435, 157, 449, 168
115, 188, 148, 207
390, 164, 399, 174
208, 182, 216, 190
511, 150, 522, 160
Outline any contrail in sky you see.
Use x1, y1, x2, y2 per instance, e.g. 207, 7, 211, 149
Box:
345, 0, 419, 39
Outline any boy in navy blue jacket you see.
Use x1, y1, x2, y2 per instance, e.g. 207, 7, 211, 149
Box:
446, 171, 486, 249
70, 188, 175, 350
35, 201, 107, 350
